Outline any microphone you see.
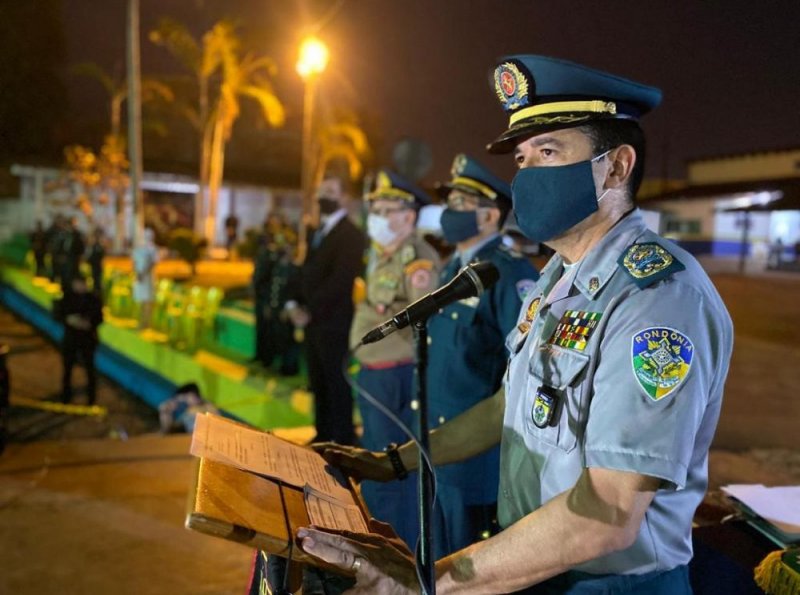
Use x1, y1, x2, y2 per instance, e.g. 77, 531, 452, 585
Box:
360, 260, 500, 345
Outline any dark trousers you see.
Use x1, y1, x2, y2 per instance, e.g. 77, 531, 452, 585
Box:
62, 341, 97, 404
254, 297, 269, 363
34, 252, 46, 276
264, 313, 300, 375
357, 364, 419, 551
305, 326, 354, 445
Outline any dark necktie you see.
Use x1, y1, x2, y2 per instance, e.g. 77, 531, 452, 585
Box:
311, 228, 324, 250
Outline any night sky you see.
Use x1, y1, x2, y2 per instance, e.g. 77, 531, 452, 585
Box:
62, 0, 800, 185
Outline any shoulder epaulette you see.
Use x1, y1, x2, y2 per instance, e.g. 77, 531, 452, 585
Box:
494, 244, 525, 263
618, 242, 685, 288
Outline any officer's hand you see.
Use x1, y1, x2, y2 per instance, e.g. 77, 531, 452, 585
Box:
311, 443, 396, 482
297, 525, 418, 595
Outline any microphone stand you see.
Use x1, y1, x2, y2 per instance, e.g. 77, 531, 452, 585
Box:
413, 320, 435, 595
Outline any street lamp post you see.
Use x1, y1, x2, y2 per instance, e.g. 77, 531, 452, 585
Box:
296, 36, 329, 262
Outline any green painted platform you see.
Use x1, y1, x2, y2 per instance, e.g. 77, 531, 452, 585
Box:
0, 264, 313, 430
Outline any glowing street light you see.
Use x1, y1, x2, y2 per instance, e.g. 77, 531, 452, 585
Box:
296, 36, 329, 260
296, 36, 329, 79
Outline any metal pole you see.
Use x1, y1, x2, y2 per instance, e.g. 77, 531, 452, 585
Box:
127, 0, 144, 245
413, 320, 435, 595
738, 212, 750, 274
298, 75, 316, 263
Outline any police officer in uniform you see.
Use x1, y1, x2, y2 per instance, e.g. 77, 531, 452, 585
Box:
252, 215, 300, 373
57, 274, 104, 405
252, 221, 277, 366
264, 224, 301, 376
303, 55, 733, 595
423, 154, 539, 558
348, 169, 440, 551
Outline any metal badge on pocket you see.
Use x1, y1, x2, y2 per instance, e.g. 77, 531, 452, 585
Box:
532, 385, 559, 428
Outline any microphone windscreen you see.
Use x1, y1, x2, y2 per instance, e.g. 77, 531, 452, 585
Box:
470, 261, 500, 290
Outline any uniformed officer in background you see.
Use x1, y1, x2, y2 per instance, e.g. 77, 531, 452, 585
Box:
252, 216, 279, 366
252, 214, 301, 374
424, 153, 539, 557
348, 169, 440, 551
57, 273, 103, 405
302, 55, 733, 595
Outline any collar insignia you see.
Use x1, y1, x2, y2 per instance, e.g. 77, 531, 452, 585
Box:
494, 61, 531, 112
525, 297, 541, 322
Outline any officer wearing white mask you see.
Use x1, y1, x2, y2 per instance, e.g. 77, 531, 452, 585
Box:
346, 169, 440, 551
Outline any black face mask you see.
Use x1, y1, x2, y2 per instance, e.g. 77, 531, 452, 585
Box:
318, 198, 339, 215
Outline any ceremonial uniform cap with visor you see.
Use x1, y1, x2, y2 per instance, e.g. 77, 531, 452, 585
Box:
487, 55, 662, 154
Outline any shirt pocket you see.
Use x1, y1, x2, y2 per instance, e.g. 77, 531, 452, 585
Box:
524, 345, 590, 453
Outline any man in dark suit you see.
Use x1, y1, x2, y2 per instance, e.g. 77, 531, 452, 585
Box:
286, 176, 367, 445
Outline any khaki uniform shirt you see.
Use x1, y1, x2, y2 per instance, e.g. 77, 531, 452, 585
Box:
350, 236, 440, 365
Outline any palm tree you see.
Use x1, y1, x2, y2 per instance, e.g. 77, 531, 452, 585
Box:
149, 18, 220, 236
202, 22, 285, 243
311, 117, 371, 193
150, 19, 285, 244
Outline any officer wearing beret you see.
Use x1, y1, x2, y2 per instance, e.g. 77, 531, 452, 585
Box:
428, 154, 539, 557
303, 55, 733, 594
348, 169, 441, 550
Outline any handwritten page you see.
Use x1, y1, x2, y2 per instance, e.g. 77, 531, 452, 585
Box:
305, 485, 368, 533
191, 413, 352, 502
722, 484, 800, 535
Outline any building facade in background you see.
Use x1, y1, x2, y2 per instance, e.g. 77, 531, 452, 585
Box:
2, 165, 302, 249
641, 148, 800, 265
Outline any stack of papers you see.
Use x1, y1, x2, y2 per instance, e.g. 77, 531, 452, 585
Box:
722, 484, 800, 547
191, 413, 367, 533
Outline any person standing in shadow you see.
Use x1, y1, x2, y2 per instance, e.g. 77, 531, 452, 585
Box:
56, 274, 103, 405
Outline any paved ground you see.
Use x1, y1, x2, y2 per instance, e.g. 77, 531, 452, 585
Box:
0, 265, 799, 594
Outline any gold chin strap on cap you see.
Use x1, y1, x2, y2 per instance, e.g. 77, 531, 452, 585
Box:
509, 100, 618, 127
451, 177, 497, 200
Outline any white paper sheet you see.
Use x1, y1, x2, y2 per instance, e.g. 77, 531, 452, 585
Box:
304, 485, 369, 533
722, 484, 800, 535
190, 413, 352, 502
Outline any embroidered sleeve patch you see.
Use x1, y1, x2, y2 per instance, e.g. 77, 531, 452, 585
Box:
548, 310, 603, 351
407, 261, 434, 290
631, 327, 694, 401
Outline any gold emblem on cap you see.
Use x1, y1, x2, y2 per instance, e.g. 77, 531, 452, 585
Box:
494, 62, 529, 111
376, 171, 392, 190
451, 154, 467, 177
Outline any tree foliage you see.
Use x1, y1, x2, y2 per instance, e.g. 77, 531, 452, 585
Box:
151, 19, 285, 243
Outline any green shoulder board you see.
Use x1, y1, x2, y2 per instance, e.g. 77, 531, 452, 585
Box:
617, 242, 685, 288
